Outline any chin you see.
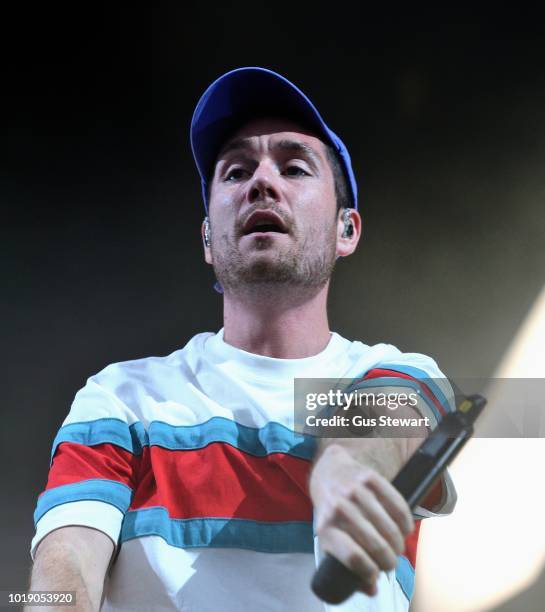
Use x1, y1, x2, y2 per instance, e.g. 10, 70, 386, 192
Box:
247, 234, 284, 251
243, 256, 298, 284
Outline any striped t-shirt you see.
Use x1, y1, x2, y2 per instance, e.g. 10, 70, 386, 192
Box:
32, 329, 456, 611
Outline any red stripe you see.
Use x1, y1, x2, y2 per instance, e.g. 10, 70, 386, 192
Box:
404, 520, 421, 568
361, 368, 446, 417
44, 440, 424, 562
420, 480, 443, 510
130, 443, 313, 521
44, 442, 140, 492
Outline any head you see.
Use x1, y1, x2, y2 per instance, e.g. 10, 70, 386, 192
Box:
191, 68, 361, 300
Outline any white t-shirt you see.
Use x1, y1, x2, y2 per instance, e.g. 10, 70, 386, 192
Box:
31, 330, 456, 611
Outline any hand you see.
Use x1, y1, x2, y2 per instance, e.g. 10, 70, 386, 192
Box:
309, 443, 415, 597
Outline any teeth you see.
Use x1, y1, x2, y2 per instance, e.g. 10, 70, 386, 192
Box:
254, 220, 272, 227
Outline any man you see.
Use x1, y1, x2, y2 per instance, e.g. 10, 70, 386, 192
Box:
29, 67, 456, 611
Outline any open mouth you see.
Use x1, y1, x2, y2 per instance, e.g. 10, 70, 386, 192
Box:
245, 222, 287, 234
242, 211, 289, 235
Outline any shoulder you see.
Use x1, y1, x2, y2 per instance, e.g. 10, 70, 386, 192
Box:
66, 332, 214, 424
373, 349, 444, 379
340, 335, 454, 412
370, 348, 455, 415
341, 333, 444, 377
90, 331, 214, 390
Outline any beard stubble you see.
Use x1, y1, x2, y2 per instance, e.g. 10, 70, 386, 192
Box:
211, 220, 338, 296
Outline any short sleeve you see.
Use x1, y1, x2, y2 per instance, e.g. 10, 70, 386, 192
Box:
31, 368, 147, 559
354, 352, 458, 518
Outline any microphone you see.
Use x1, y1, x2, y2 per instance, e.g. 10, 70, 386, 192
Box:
311, 394, 486, 604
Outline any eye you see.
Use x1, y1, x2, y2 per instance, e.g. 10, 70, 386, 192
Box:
224, 167, 248, 182
284, 165, 310, 177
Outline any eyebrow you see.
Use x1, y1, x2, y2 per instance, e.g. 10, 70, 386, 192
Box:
218, 138, 322, 173
275, 140, 322, 170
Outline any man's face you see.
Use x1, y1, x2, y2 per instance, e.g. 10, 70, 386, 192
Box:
205, 117, 339, 295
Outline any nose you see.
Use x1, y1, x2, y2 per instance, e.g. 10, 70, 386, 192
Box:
247, 162, 280, 204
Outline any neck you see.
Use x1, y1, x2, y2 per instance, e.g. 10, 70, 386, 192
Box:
222, 283, 332, 358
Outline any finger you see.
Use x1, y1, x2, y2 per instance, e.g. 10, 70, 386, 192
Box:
349, 487, 406, 556
333, 497, 399, 571
319, 525, 380, 591
358, 579, 378, 597
366, 472, 415, 536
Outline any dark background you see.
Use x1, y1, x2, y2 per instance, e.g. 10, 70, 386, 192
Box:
2, 7, 545, 596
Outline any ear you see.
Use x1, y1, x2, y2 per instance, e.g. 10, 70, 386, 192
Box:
336, 208, 362, 258
201, 218, 213, 265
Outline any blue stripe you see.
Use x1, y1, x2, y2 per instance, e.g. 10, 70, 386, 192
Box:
395, 555, 415, 600
346, 377, 443, 422
34, 479, 133, 526
120, 507, 314, 553
51, 419, 148, 462
51, 417, 315, 461
378, 364, 453, 414
148, 417, 316, 460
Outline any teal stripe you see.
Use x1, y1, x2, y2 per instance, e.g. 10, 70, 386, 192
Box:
51, 419, 147, 462
395, 555, 415, 600
34, 478, 133, 526
347, 377, 443, 422
148, 417, 316, 459
52, 417, 316, 460
121, 507, 314, 554
378, 364, 452, 413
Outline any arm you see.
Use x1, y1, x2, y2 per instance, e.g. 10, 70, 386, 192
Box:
309, 405, 427, 596
27, 526, 114, 612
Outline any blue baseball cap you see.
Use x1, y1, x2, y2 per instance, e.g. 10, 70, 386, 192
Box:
190, 67, 358, 212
